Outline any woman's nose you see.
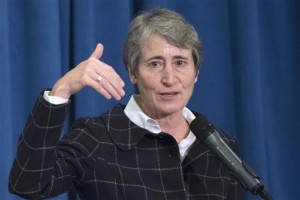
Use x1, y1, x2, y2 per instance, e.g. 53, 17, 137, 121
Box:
161, 65, 176, 85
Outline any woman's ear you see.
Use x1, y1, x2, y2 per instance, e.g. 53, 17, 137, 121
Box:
194, 70, 199, 83
129, 69, 138, 84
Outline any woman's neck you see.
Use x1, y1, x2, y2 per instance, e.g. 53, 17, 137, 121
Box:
156, 114, 190, 143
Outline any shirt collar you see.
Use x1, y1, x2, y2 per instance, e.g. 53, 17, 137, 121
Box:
124, 95, 196, 133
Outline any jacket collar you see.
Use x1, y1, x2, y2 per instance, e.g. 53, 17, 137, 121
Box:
101, 104, 149, 151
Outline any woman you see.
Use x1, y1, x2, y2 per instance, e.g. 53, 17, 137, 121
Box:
9, 9, 243, 199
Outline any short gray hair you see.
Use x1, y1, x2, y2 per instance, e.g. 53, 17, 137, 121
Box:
123, 9, 203, 74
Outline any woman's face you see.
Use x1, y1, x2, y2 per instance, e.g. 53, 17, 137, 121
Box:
129, 35, 198, 119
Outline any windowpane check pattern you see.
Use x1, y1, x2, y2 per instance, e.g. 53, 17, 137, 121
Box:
9, 93, 243, 199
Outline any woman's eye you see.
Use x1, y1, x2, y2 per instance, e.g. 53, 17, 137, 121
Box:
175, 60, 185, 67
149, 61, 161, 68
177, 61, 183, 65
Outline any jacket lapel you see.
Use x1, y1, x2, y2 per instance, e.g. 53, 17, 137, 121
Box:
181, 140, 210, 167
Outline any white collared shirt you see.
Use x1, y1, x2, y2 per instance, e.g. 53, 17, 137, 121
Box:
124, 95, 196, 161
43, 92, 196, 161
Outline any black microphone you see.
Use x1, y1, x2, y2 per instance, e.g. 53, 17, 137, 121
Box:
190, 115, 272, 200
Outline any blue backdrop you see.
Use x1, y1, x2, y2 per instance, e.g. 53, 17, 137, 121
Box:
1, 0, 299, 199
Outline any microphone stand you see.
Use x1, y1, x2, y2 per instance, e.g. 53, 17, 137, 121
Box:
259, 189, 272, 200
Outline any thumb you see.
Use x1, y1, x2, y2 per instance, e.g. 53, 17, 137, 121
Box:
90, 43, 104, 59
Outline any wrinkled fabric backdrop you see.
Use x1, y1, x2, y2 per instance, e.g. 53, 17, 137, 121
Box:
1, 0, 299, 199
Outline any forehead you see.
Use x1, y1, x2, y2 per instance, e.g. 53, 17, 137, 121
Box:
141, 35, 193, 58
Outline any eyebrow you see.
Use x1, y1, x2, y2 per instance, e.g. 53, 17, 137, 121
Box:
146, 55, 189, 62
173, 55, 189, 60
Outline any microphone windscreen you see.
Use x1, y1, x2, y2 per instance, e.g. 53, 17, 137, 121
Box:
190, 115, 215, 141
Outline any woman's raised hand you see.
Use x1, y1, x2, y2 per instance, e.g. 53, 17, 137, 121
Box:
49, 43, 125, 100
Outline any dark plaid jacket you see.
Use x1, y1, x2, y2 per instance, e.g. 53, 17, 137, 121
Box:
9, 93, 243, 199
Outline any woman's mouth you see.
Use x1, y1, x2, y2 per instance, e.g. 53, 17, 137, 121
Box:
160, 92, 178, 96
159, 92, 179, 100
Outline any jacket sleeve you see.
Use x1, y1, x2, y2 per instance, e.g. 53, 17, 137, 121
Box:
8, 92, 73, 199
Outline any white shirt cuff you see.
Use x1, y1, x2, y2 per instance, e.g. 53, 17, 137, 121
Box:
43, 91, 69, 105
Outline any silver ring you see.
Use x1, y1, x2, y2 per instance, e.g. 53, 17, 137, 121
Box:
97, 75, 102, 82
